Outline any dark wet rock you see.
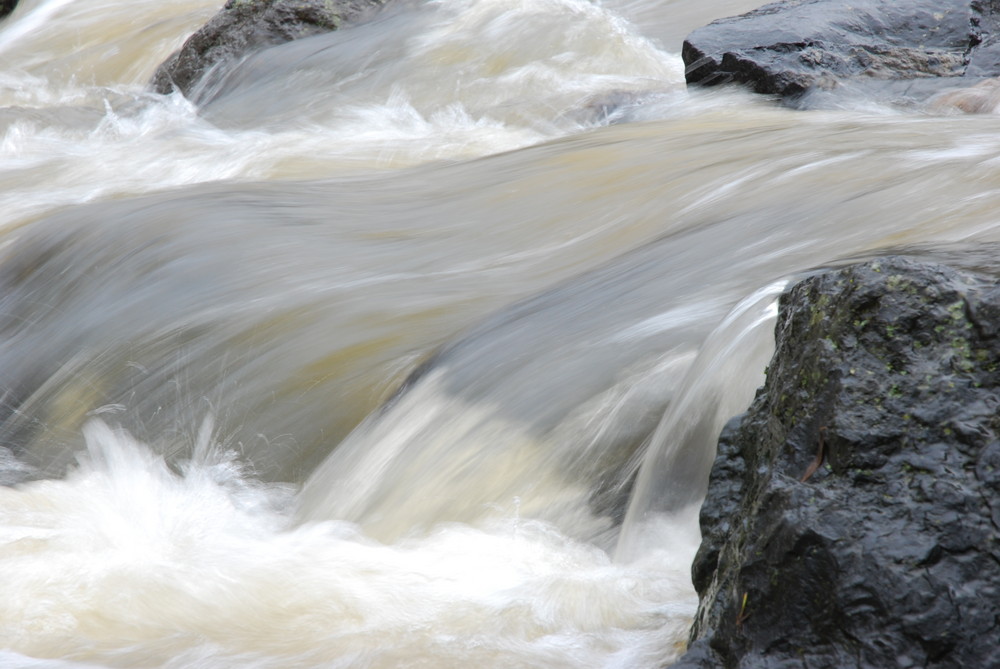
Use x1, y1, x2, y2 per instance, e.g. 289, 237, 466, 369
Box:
682, 0, 1000, 106
151, 0, 388, 99
672, 256, 1000, 668
1, 0, 17, 20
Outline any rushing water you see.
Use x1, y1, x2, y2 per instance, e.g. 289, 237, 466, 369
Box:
3, 0, 1000, 666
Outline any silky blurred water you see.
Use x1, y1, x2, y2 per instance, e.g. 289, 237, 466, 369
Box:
3, 0, 1000, 666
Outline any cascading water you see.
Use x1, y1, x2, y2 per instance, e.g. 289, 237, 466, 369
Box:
4, 0, 1000, 666
615, 280, 788, 562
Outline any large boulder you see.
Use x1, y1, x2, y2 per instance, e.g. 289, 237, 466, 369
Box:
151, 0, 388, 98
682, 0, 1000, 105
672, 256, 1000, 668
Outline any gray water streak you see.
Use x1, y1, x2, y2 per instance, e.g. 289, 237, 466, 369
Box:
194, 0, 679, 141
0, 0, 216, 84
7, 0, 1000, 664
0, 0, 679, 231
297, 111, 1000, 545
8, 107, 1000, 490
0, 125, 736, 484
615, 279, 788, 562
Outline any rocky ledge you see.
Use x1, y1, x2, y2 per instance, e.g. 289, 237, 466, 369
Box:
151, 0, 389, 99
682, 0, 1000, 107
673, 256, 1000, 668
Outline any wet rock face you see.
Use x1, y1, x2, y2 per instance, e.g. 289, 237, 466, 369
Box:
682, 0, 1000, 105
674, 256, 1000, 668
151, 0, 388, 99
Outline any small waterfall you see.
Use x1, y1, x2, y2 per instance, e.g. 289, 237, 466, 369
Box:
616, 280, 789, 562
294, 237, 730, 547
7, 0, 1000, 665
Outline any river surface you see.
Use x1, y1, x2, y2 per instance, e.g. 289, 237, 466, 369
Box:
3, 0, 1000, 667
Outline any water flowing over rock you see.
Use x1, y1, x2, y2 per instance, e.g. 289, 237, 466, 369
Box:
151, 0, 389, 98
672, 256, 1000, 668
682, 0, 1000, 106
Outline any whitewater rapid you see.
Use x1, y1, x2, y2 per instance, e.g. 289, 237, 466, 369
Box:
4, 0, 1000, 667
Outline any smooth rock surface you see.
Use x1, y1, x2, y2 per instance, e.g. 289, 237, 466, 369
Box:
682, 0, 1000, 105
672, 256, 1000, 668
151, 0, 388, 99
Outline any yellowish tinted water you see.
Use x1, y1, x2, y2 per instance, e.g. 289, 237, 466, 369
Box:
4, 0, 1000, 666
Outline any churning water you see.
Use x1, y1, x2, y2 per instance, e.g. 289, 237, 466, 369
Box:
3, 0, 1000, 666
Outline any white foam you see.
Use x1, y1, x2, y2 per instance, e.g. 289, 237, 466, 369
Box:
0, 420, 696, 668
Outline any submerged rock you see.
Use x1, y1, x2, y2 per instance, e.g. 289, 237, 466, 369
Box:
929, 76, 1000, 113
151, 0, 389, 99
673, 256, 1000, 668
1, 0, 17, 20
682, 0, 1000, 106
